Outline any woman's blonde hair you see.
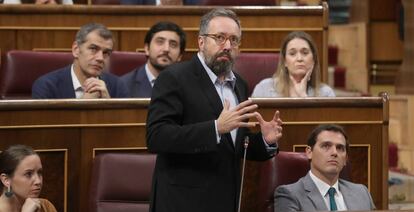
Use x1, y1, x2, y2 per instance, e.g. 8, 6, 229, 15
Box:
273, 31, 321, 97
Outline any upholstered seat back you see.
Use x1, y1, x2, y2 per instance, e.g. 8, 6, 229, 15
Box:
109, 51, 147, 76
257, 151, 309, 212
89, 153, 156, 212
234, 52, 279, 96
0, 50, 73, 99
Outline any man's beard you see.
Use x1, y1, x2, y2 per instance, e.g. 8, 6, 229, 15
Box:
205, 51, 234, 76
149, 54, 173, 72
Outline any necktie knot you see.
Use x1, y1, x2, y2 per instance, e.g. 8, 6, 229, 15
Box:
327, 187, 337, 211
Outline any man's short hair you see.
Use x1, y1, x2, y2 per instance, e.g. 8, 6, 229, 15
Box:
75, 23, 113, 45
307, 124, 349, 153
144, 21, 186, 54
199, 8, 241, 36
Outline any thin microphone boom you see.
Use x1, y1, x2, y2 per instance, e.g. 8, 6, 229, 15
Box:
238, 136, 249, 212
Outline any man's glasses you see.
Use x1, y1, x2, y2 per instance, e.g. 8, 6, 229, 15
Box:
201, 34, 241, 47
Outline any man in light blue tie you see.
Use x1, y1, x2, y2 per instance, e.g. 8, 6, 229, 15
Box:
274, 124, 376, 211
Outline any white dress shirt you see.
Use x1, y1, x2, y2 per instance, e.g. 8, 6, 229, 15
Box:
71, 65, 84, 99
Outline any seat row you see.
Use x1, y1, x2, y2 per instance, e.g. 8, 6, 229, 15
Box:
89, 151, 309, 212
0, 50, 279, 99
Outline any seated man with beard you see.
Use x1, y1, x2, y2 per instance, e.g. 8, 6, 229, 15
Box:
121, 21, 186, 97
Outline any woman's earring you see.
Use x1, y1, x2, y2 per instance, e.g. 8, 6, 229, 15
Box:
5, 186, 13, 197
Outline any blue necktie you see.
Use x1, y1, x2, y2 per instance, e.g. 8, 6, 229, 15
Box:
328, 187, 338, 211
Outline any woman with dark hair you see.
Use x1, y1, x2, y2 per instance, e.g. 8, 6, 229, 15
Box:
252, 31, 335, 97
0, 145, 56, 212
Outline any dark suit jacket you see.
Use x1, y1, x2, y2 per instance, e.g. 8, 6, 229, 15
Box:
146, 55, 275, 212
32, 65, 128, 99
274, 173, 376, 212
120, 65, 152, 98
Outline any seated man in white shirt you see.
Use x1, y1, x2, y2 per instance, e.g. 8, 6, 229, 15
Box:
32, 23, 128, 99
274, 124, 376, 211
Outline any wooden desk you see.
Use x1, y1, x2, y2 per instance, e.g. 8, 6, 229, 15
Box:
0, 4, 330, 81
0, 96, 389, 211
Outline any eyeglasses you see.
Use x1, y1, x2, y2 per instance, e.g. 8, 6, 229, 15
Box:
201, 34, 241, 47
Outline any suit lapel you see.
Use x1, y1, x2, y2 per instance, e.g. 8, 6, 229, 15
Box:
303, 174, 329, 211
60, 66, 76, 98
135, 66, 152, 97
192, 56, 237, 151
192, 56, 223, 118
233, 74, 248, 148
339, 180, 356, 210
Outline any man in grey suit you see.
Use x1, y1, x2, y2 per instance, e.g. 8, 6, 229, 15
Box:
274, 124, 375, 211
121, 21, 186, 97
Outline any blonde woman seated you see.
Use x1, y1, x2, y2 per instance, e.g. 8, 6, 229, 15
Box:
252, 31, 335, 97
0, 145, 57, 212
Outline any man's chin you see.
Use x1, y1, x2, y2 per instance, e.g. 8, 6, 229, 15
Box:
152, 63, 169, 71
87, 69, 103, 78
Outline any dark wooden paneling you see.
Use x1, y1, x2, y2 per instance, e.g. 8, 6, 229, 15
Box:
0, 4, 329, 81
0, 97, 388, 211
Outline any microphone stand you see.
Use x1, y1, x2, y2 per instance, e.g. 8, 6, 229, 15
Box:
238, 136, 249, 212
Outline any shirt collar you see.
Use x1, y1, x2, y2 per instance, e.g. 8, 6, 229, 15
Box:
145, 63, 156, 87
71, 64, 83, 91
197, 52, 236, 89
309, 170, 339, 197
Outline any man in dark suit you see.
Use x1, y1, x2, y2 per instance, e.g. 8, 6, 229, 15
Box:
146, 8, 283, 212
274, 124, 376, 211
32, 23, 128, 99
121, 21, 185, 97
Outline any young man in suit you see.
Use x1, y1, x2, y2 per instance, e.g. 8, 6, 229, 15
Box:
274, 124, 376, 211
32, 23, 128, 99
121, 21, 185, 97
146, 8, 283, 212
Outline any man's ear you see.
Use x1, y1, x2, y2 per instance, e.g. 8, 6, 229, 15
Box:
144, 43, 150, 57
305, 146, 312, 160
198, 36, 205, 51
72, 41, 80, 59
344, 154, 348, 166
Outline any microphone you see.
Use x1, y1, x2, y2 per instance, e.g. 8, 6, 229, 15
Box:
238, 136, 249, 212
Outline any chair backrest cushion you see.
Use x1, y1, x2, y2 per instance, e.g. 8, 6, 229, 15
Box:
0, 50, 73, 99
234, 52, 279, 96
257, 151, 310, 212
109, 51, 147, 76
89, 153, 156, 212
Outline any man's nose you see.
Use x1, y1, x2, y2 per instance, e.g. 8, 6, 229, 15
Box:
222, 38, 232, 50
95, 50, 104, 61
330, 147, 338, 156
162, 42, 170, 52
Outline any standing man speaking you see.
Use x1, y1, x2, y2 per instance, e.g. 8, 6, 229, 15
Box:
146, 8, 283, 212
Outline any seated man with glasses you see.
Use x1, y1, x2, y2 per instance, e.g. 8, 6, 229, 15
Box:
146, 8, 283, 212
